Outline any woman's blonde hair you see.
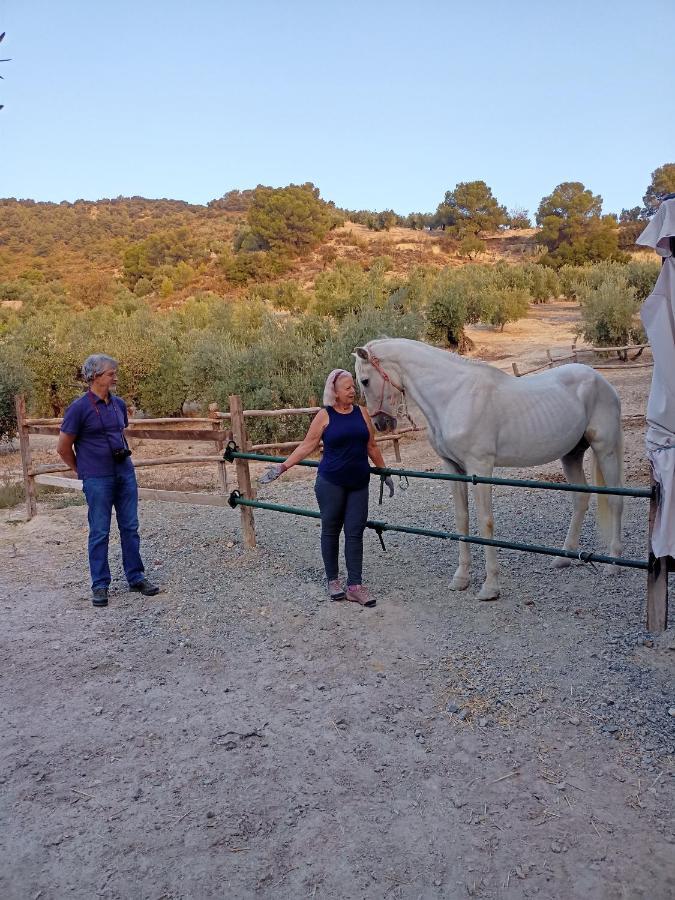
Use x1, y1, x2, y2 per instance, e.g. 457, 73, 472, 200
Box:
322, 368, 352, 406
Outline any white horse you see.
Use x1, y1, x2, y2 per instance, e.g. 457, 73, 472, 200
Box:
353, 338, 624, 600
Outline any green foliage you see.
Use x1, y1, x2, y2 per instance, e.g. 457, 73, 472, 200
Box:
458, 235, 486, 259
122, 227, 204, 292
0, 346, 31, 441
207, 189, 255, 212
559, 260, 660, 307
218, 247, 290, 285
9, 312, 84, 415
342, 208, 415, 230
535, 182, 627, 268
404, 212, 434, 230
434, 181, 508, 236
425, 264, 537, 346
624, 259, 660, 302
317, 303, 425, 376
643, 163, 675, 217
575, 268, 645, 347
424, 268, 486, 348
524, 264, 560, 302
182, 319, 320, 443
485, 288, 530, 331
0, 476, 25, 510
250, 280, 312, 314
246, 183, 342, 256
507, 208, 531, 229
618, 220, 646, 250
5, 301, 188, 417
313, 261, 391, 319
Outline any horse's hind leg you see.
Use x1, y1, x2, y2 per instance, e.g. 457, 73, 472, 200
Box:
554, 448, 591, 568
592, 441, 624, 561
449, 479, 471, 591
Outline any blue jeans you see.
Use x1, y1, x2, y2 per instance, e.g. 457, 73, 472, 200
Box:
314, 474, 369, 586
82, 472, 145, 591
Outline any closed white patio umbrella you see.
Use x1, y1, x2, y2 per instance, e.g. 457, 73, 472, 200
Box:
637, 197, 675, 564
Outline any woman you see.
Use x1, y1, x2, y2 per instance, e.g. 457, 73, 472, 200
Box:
259, 369, 394, 607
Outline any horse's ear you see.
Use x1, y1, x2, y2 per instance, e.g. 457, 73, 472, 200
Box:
353, 347, 370, 361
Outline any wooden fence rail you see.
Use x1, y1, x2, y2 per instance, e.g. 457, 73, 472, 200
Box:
13, 395, 419, 529
513, 343, 652, 377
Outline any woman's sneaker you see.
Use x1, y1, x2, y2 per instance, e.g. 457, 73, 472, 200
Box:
346, 585, 376, 607
328, 580, 346, 601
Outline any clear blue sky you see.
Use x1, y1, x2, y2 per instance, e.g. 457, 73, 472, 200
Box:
1, 0, 673, 218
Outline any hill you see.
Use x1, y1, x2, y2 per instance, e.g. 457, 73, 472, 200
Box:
0, 196, 539, 306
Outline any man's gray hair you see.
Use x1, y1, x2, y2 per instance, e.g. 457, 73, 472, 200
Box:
82, 354, 119, 384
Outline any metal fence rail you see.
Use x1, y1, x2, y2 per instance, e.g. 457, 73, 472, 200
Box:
223, 444, 653, 499
227, 493, 649, 570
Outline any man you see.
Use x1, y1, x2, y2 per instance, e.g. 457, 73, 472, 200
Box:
57, 354, 159, 607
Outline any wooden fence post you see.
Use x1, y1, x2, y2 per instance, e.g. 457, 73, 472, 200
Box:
15, 395, 37, 519
392, 437, 402, 463
229, 394, 256, 548
208, 403, 228, 494
647, 472, 669, 633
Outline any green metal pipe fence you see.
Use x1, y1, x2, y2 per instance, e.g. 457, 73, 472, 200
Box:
227, 491, 649, 571
223, 444, 652, 499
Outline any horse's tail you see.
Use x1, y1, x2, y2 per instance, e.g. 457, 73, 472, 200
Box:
593, 430, 624, 545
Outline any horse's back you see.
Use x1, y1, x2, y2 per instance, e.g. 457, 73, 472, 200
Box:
510, 363, 620, 410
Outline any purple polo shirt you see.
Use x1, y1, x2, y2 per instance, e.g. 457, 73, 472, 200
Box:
60, 391, 134, 479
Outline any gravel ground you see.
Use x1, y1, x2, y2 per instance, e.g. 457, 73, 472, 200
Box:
1, 431, 674, 900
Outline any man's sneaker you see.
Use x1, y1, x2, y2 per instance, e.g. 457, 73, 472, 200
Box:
346, 585, 376, 607
328, 579, 346, 601
92, 588, 109, 607
129, 579, 160, 597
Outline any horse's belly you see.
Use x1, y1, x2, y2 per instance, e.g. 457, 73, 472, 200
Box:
495, 407, 585, 467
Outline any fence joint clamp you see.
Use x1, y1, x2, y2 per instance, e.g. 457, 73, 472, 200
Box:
227, 489, 241, 509
370, 522, 387, 552
224, 440, 239, 462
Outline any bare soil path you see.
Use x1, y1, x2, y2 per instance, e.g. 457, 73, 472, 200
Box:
1, 302, 674, 899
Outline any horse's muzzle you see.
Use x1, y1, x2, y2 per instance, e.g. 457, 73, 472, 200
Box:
373, 413, 397, 433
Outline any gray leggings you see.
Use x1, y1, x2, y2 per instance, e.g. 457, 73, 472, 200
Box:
314, 474, 369, 586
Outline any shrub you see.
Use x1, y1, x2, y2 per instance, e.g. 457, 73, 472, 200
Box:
458, 235, 486, 259
247, 183, 342, 257
251, 281, 311, 314
425, 270, 471, 349
0, 347, 31, 441
313, 262, 390, 319
524, 265, 560, 302
576, 269, 644, 347
485, 288, 530, 331
0, 475, 24, 509
624, 259, 660, 303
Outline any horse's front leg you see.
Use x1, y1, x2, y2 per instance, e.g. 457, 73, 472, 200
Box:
473, 481, 500, 601
449, 480, 471, 591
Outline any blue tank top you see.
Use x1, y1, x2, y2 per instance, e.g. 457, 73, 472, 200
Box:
318, 405, 370, 489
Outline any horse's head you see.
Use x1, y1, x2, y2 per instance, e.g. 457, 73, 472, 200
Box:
353, 345, 401, 432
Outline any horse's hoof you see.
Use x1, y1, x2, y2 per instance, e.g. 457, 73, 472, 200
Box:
553, 556, 572, 569
449, 574, 471, 591
477, 585, 500, 601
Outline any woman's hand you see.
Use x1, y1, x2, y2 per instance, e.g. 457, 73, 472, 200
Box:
258, 463, 285, 485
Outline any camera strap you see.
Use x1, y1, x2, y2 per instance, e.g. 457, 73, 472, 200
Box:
86, 391, 130, 454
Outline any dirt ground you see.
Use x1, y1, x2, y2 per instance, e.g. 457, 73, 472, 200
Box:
1, 302, 674, 899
